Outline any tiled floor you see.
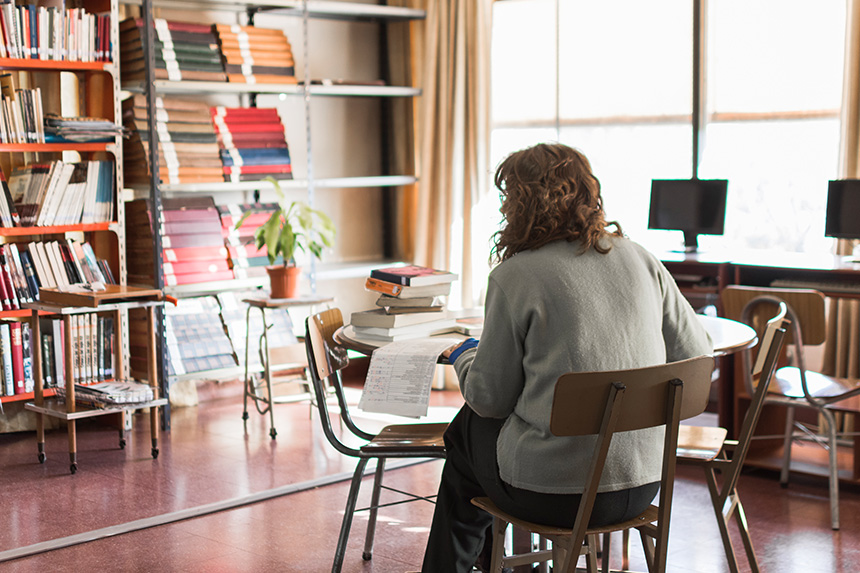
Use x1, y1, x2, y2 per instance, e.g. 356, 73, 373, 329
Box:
1, 383, 858, 572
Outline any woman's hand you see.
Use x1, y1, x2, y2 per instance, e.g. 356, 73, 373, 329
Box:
442, 341, 467, 359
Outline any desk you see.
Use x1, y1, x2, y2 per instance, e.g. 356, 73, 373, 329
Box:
242, 294, 334, 438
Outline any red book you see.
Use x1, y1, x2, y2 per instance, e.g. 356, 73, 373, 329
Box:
163, 269, 234, 286
226, 243, 267, 258
222, 164, 292, 175
163, 259, 230, 275
163, 246, 229, 262
370, 265, 458, 287
220, 211, 272, 230
9, 321, 25, 394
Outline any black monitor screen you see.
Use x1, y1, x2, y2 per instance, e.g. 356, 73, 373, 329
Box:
825, 180, 860, 239
648, 179, 728, 247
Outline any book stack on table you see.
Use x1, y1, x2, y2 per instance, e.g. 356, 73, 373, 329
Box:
352, 265, 459, 342
213, 24, 297, 85
218, 203, 284, 278
210, 107, 293, 182
125, 196, 234, 287
119, 18, 227, 83
122, 94, 224, 186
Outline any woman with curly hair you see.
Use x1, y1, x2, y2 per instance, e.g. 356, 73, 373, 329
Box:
420, 143, 712, 572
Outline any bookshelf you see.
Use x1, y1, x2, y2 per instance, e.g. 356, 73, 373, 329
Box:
0, 0, 127, 413
121, 0, 424, 398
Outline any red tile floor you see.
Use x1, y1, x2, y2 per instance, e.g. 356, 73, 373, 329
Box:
0, 383, 858, 572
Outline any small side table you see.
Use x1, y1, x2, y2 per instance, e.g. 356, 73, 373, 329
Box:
242, 294, 334, 438
24, 286, 170, 474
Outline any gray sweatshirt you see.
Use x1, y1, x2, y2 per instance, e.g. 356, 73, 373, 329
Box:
453, 237, 713, 494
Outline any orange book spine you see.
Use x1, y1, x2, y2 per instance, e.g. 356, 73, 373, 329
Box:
365, 277, 402, 297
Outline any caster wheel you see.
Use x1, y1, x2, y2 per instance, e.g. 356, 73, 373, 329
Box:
269, 428, 277, 439
70, 463, 78, 474
242, 411, 249, 421
780, 482, 788, 489
151, 448, 159, 459
362, 551, 372, 561
119, 439, 127, 449
38, 452, 46, 464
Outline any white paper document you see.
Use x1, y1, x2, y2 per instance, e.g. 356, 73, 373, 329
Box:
358, 337, 461, 418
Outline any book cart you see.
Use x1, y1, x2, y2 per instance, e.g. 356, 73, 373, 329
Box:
25, 285, 170, 474
119, 0, 426, 408
0, 1, 130, 423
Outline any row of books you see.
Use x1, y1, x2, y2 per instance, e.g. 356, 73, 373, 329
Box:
122, 95, 293, 186
0, 4, 111, 62
120, 18, 297, 85
220, 203, 283, 278
351, 266, 460, 341
0, 239, 111, 310
0, 85, 44, 144
0, 314, 116, 398
1, 160, 114, 227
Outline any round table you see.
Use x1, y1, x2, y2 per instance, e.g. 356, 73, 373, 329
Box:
336, 314, 757, 358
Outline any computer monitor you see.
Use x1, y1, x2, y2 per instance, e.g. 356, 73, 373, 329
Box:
648, 178, 728, 253
825, 179, 860, 240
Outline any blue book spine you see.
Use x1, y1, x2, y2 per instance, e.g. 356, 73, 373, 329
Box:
28, 5, 37, 59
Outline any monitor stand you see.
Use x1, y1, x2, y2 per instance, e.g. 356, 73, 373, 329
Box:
668, 231, 700, 254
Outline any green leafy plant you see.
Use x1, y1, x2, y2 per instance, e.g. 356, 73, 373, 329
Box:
235, 177, 336, 266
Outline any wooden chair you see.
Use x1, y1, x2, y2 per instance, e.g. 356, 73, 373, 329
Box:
470, 355, 714, 573
722, 285, 860, 530
674, 300, 787, 573
304, 308, 448, 573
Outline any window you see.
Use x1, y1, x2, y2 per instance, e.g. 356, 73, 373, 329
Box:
488, 0, 846, 257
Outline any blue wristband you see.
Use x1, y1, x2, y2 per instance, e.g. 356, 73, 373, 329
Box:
448, 338, 479, 364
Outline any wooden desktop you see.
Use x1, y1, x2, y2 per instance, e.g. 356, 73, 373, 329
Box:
657, 248, 860, 484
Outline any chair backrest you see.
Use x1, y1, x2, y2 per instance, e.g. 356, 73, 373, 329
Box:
550, 355, 714, 573
305, 308, 375, 456
721, 285, 826, 346
550, 356, 715, 437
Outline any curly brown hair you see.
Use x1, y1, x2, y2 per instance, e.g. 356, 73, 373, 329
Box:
491, 143, 623, 263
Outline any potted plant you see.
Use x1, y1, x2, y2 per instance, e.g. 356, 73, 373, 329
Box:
235, 178, 336, 299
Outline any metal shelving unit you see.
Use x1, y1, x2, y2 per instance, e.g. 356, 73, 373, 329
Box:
128, 0, 425, 407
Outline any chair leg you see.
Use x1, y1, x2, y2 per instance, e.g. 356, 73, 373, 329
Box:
490, 517, 507, 573
585, 534, 599, 572
780, 405, 796, 487
731, 493, 760, 573
332, 458, 369, 573
622, 528, 630, 570
821, 409, 841, 530
363, 458, 386, 560
638, 529, 656, 573
601, 532, 611, 573
538, 536, 550, 573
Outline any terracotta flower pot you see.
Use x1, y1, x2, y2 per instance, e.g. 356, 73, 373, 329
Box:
266, 265, 301, 299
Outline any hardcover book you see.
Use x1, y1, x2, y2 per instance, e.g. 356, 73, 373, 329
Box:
370, 265, 458, 287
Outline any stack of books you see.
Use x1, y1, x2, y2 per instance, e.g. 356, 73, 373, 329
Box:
210, 106, 293, 182
44, 114, 124, 143
218, 203, 283, 278
122, 94, 224, 186
119, 18, 226, 83
0, 80, 45, 144
57, 381, 153, 408
125, 197, 233, 287
352, 265, 458, 341
212, 24, 297, 85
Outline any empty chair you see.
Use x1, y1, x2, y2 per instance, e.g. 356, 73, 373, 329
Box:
675, 300, 787, 573
304, 308, 448, 572
722, 285, 860, 530
470, 355, 714, 573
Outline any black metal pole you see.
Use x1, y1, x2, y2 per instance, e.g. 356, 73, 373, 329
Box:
142, 0, 170, 429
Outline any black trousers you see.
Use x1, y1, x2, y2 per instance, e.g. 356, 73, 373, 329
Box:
421, 405, 659, 573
